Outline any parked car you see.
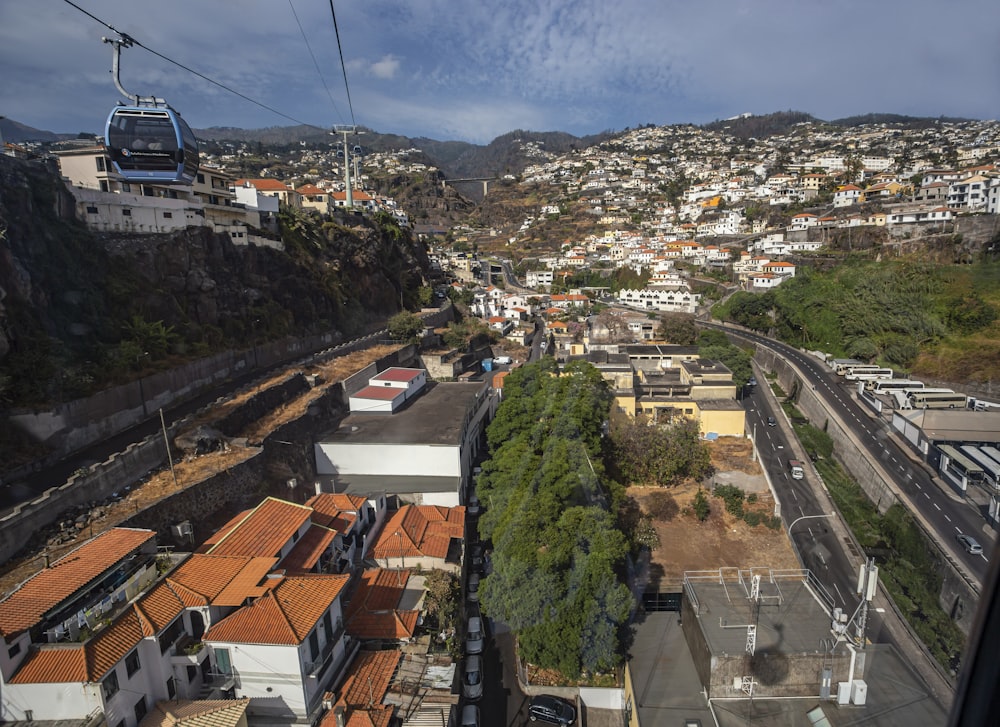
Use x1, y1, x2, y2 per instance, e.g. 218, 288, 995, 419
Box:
467, 572, 480, 603
956, 533, 983, 555
466, 615, 484, 654
467, 495, 481, 517
460, 705, 480, 727
528, 694, 576, 725
463, 655, 484, 700
469, 542, 485, 572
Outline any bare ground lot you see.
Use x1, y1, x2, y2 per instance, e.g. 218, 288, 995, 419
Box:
629, 437, 801, 589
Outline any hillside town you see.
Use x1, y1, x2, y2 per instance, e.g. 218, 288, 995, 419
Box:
2, 113, 1000, 727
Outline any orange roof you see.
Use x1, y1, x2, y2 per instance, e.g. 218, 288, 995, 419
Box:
548, 321, 569, 330
306, 493, 364, 532
343, 570, 419, 641
280, 525, 337, 573
331, 189, 374, 202
11, 605, 146, 684
161, 553, 276, 607
237, 178, 291, 192
204, 574, 350, 645
338, 650, 401, 707
492, 370, 510, 389
296, 184, 328, 195
206, 498, 313, 558
370, 505, 464, 561
0, 528, 156, 637
139, 699, 251, 727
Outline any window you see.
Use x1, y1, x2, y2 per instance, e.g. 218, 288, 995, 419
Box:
309, 630, 319, 661
7, 641, 21, 659
125, 650, 141, 677
167, 676, 176, 699
102, 670, 120, 700
196, 173, 205, 184
163, 212, 173, 219
86, 205, 99, 214
96, 157, 106, 172
134, 697, 148, 723
122, 209, 132, 217
100, 180, 109, 192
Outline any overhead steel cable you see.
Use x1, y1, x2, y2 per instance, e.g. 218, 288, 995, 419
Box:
328, 0, 356, 127
60, 0, 328, 131
288, 0, 343, 122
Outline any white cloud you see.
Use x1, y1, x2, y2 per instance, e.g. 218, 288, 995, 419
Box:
370, 55, 401, 80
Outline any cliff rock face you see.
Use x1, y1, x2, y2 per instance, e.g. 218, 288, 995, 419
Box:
0, 155, 432, 410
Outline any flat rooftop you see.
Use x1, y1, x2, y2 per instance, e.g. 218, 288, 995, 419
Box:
686, 575, 832, 656
710, 644, 947, 727
321, 381, 489, 447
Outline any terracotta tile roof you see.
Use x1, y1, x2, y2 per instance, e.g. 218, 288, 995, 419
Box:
135, 580, 188, 633
140, 699, 251, 727
307, 492, 368, 513
237, 178, 291, 192
339, 649, 401, 707
295, 184, 327, 195
344, 570, 419, 641
0, 528, 156, 637
87, 606, 146, 679
8, 644, 88, 683
11, 603, 148, 684
370, 506, 464, 561
280, 525, 337, 573
166, 554, 276, 606
204, 574, 349, 645
206, 498, 313, 558
197, 508, 252, 552
306, 493, 361, 532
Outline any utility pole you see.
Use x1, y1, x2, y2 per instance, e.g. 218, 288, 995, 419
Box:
333, 125, 362, 209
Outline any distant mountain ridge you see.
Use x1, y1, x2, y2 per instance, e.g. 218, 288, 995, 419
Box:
4, 110, 980, 178
702, 110, 977, 139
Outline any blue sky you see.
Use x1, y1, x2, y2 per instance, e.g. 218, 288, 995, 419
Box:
2, 0, 997, 144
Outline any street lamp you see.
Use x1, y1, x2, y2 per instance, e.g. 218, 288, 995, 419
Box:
787, 513, 834, 536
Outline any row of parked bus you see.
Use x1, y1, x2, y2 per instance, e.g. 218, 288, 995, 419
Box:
832, 360, 970, 409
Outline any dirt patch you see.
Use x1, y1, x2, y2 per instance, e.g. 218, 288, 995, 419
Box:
629, 437, 799, 589
631, 483, 800, 588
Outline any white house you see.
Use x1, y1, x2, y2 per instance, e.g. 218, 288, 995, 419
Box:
203, 573, 352, 725
617, 287, 701, 313
833, 185, 863, 207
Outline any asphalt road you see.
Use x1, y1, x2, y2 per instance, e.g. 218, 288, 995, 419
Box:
706, 322, 992, 586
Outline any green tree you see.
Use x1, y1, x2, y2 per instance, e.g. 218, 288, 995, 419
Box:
387, 311, 425, 343
657, 313, 697, 344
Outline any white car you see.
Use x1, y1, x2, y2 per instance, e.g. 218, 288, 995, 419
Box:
466, 615, 484, 654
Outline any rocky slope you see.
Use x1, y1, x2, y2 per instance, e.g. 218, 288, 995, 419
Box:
0, 155, 433, 418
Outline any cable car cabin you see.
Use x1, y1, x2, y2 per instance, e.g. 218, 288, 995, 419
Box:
105, 106, 199, 185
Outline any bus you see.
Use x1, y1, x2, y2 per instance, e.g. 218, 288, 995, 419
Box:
908, 391, 969, 409
845, 367, 895, 382
939, 444, 984, 482
865, 379, 924, 393
833, 359, 866, 375
961, 446, 1000, 488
